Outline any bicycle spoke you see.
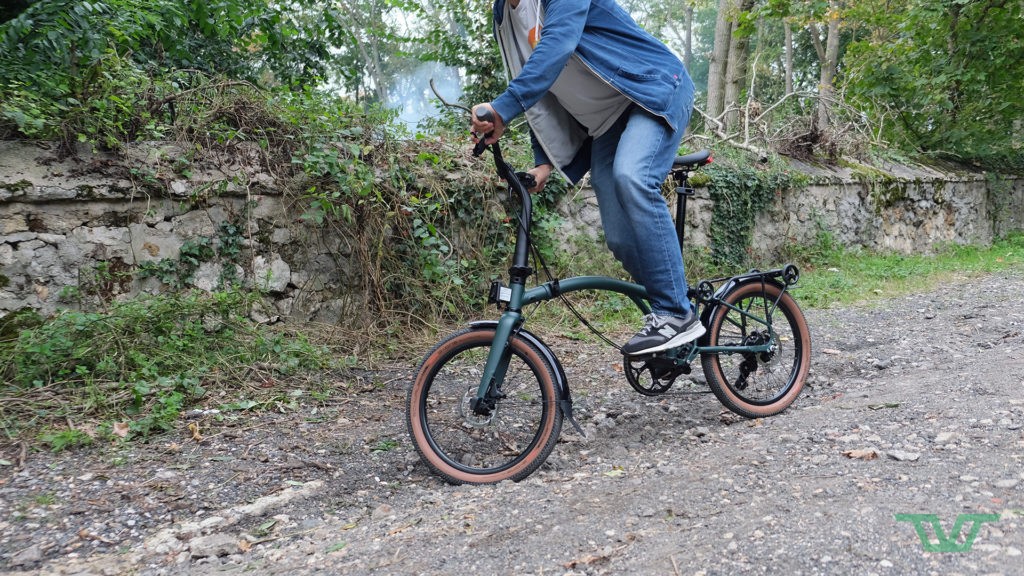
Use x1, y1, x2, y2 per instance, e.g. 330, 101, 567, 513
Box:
408, 328, 562, 482
702, 281, 809, 417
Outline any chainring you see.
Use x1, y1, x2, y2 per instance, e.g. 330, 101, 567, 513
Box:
623, 354, 691, 396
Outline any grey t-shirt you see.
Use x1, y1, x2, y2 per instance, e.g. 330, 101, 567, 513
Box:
507, 0, 631, 138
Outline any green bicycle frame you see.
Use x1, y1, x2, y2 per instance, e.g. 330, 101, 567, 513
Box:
474, 275, 778, 408
474, 276, 647, 409
469, 142, 777, 414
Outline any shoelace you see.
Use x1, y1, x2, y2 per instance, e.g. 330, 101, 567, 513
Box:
635, 313, 667, 337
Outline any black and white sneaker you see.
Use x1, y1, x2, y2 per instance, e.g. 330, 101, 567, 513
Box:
621, 311, 706, 356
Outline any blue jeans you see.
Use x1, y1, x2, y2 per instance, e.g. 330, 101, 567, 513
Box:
590, 106, 690, 318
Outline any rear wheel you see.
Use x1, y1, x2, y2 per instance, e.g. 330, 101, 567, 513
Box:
407, 327, 563, 484
701, 282, 811, 418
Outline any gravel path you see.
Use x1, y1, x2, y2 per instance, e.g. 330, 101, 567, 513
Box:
2, 270, 1023, 575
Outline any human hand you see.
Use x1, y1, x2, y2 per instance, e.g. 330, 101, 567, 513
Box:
471, 103, 506, 145
526, 163, 552, 193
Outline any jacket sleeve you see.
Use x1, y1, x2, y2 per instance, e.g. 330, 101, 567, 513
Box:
491, 0, 589, 125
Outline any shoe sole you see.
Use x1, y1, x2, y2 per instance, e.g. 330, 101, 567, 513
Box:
623, 323, 706, 356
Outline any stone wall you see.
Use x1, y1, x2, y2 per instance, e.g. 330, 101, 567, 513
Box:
751, 159, 1024, 257
552, 159, 1022, 263
0, 141, 365, 324
2, 141, 1022, 321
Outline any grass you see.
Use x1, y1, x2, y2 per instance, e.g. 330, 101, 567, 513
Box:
786, 232, 1024, 308
513, 232, 1024, 343
0, 289, 340, 446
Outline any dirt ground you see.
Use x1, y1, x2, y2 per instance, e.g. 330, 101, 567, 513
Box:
2, 270, 1023, 575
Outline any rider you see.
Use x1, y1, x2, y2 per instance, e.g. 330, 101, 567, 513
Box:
471, 0, 704, 356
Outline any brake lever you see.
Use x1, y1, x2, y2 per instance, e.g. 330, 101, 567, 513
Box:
515, 171, 536, 190
473, 137, 489, 157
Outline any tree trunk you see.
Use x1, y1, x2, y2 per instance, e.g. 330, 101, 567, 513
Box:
683, 4, 694, 71
706, 0, 734, 121
816, 0, 841, 130
784, 19, 794, 95
808, 23, 825, 63
723, 0, 755, 132
947, 1, 963, 123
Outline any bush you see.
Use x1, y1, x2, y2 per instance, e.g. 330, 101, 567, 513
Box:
703, 149, 802, 269
1, 290, 330, 438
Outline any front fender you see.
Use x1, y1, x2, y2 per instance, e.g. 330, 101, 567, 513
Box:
467, 321, 584, 436
468, 321, 569, 402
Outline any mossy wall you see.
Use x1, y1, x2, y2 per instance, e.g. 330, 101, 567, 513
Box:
2, 141, 1023, 320
747, 158, 1022, 258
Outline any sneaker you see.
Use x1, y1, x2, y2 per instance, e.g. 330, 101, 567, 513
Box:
621, 311, 706, 356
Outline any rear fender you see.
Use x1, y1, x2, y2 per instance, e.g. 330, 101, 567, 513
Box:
698, 276, 789, 346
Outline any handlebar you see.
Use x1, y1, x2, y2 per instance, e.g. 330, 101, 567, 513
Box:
475, 107, 494, 123
470, 107, 533, 276
471, 107, 534, 189
473, 107, 494, 157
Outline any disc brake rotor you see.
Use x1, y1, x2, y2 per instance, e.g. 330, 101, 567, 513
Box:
459, 386, 496, 427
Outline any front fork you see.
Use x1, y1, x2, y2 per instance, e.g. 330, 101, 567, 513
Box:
470, 310, 521, 415
471, 279, 527, 416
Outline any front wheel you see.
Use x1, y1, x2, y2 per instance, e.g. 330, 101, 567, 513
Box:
407, 327, 563, 484
701, 281, 811, 418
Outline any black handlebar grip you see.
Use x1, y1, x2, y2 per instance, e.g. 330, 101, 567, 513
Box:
515, 171, 536, 190
475, 107, 494, 123
472, 107, 494, 157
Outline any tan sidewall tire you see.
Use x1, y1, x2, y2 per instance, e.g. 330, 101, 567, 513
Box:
407, 329, 561, 484
703, 282, 811, 418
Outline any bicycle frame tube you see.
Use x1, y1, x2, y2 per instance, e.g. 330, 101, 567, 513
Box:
473, 142, 535, 412
474, 276, 779, 405
474, 275, 653, 403
470, 142, 780, 410
474, 309, 522, 405
701, 342, 774, 355
523, 276, 651, 310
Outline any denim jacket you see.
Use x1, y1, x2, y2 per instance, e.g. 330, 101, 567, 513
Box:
490, 0, 694, 184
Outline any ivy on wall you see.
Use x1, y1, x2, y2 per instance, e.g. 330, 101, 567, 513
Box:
704, 153, 803, 269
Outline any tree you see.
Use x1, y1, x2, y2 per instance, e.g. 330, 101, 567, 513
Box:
683, 3, 695, 70
401, 0, 506, 110
805, 0, 843, 130
706, 0, 734, 120
0, 0, 347, 145
722, 0, 755, 131
0, 0, 35, 24
783, 18, 793, 95
622, 0, 707, 70
842, 0, 1024, 165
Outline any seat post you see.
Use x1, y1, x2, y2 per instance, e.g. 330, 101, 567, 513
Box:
674, 174, 691, 254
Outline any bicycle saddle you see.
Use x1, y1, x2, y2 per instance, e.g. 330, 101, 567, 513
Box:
673, 150, 712, 171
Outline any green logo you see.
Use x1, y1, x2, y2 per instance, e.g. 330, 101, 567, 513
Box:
895, 513, 1001, 552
